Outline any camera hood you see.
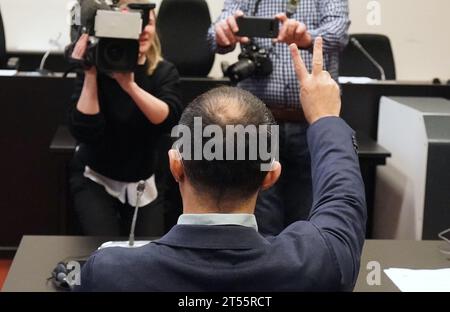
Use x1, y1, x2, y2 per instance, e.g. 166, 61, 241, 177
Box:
95, 10, 142, 39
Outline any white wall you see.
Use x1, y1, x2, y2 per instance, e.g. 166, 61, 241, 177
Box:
1, 0, 449, 81
0, 0, 72, 52
348, 0, 450, 82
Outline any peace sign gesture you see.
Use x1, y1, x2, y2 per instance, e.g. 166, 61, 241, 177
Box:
289, 37, 341, 125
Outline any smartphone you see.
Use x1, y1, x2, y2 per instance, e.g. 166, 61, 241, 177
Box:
236, 16, 279, 38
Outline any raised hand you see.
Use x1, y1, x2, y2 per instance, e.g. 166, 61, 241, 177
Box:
289, 37, 341, 124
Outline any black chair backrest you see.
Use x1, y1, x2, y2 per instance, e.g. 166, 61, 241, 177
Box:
339, 34, 396, 80
157, 0, 214, 77
0, 9, 6, 68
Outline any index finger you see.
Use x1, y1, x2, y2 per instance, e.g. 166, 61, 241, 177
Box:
312, 37, 323, 76
77, 34, 88, 45
275, 13, 288, 23
227, 15, 239, 33
76, 34, 89, 51
289, 44, 308, 83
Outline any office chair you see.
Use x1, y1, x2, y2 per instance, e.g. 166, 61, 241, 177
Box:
339, 34, 396, 80
156, 0, 215, 77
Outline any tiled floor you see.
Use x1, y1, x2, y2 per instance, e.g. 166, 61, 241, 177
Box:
0, 259, 13, 290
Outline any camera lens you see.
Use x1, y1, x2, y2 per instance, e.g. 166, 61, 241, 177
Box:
96, 38, 139, 72
104, 43, 125, 63
227, 59, 256, 84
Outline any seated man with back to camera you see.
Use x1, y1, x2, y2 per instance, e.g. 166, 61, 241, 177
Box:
74, 38, 367, 291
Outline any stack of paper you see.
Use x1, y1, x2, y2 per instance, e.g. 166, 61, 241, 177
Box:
0, 69, 18, 76
98, 241, 151, 249
338, 76, 376, 84
384, 268, 450, 292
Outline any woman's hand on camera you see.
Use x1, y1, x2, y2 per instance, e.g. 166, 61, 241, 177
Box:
215, 10, 250, 48
71, 34, 89, 61
72, 34, 96, 76
112, 72, 136, 94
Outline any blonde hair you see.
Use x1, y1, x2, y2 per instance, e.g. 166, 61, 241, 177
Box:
145, 29, 163, 75
119, 0, 163, 74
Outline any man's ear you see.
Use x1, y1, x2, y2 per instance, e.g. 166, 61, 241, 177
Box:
168, 149, 184, 183
260, 160, 281, 191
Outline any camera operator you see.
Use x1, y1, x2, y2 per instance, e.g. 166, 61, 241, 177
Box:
68, 1, 182, 236
207, 0, 350, 235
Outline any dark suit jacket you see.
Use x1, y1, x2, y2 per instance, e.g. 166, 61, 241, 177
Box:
74, 117, 367, 291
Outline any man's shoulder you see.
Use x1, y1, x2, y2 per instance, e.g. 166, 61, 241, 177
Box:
83, 244, 160, 278
91, 243, 155, 263
78, 244, 161, 291
273, 221, 325, 244
265, 221, 330, 259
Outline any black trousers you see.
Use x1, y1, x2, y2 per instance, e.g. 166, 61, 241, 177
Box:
255, 122, 312, 236
69, 155, 164, 237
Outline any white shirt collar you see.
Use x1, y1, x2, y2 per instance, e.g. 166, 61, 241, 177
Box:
177, 213, 258, 231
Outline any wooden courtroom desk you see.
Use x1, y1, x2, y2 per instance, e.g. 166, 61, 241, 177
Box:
1, 73, 448, 251
3, 236, 450, 292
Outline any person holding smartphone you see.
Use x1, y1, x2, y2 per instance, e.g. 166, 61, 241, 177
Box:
207, 0, 351, 236
68, 1, 182, 236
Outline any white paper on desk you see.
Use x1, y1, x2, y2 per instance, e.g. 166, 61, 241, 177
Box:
384, 268, 450, 292
0, 69, 17, 76
338, 76, 376, 84
98, 240, 151, 249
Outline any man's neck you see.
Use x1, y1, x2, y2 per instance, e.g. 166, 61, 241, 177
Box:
180, 184, 257, 215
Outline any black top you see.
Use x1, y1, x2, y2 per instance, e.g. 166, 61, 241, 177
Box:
68, 60, 182, 182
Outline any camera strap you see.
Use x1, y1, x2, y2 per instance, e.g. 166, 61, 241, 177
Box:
286, 0, 299, 18
252, 0, 263, 15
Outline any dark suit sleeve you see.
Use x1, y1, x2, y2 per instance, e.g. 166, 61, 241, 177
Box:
307, 116, 367, 290
72, 254, 97, 292
67, 73, 106, 144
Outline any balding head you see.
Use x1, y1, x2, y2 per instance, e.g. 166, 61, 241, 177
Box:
182, 86, 273, 127
174, 86, 277, 206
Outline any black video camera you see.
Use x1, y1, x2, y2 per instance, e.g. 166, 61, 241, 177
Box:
66, 0, 155, 73
222, 42, 273, 84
